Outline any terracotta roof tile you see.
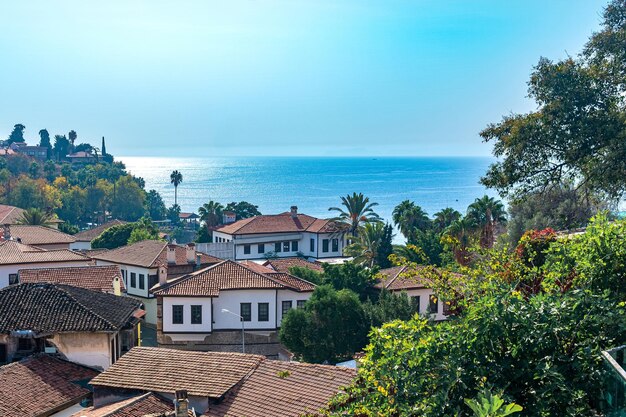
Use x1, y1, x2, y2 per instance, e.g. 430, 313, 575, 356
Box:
206, 360, 356, 417
19, 265, 125, 293
92, 240, 221, 268
71, 392, 173, 417
153, 260, 315, 296
214, 213, 338, 235
0, 204, 25, 224
238, 260, 276, 274
0, 283, 143, 335
375, 265, 438, 291
263, 257, 324, 274
90, 347, 264, 398
7, 224, 76, 245
0, 355, 99, 417
0, 240, 89, 265
74, 220, 127, 242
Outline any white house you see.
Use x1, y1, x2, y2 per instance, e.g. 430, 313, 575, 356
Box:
375, 265, 449, 321
212, 206, 347, 261
0, 240, 91, 288
91, 240, 222, 325
152, 260, 315, 357
0, 283, 144, 370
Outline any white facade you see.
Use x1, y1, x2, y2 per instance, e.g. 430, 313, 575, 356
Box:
212, 231, 345, 261
212, 289, 278, 330
163, 297, 213, 334
1, 260, 90, 288
400, 288, 447, 321
69, 240, 92, 251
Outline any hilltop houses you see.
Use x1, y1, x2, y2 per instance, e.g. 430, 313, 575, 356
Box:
0, 283, 143, 369
212, 206, 347, 261
152, 260, 315, 357
91, 240, 222, 325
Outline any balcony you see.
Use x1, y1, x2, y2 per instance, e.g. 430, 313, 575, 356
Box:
602, 345, 626, 416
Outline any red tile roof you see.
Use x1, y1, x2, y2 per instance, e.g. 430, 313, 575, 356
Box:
7, 224, 76, 245
0, 355, 99, 417
74, 220, 127, 242
92, 240, 222, 268
0, 204, 63, 224
90, 347, 264, 399
153, 260, 315, 296
206, 360, 356, 417
375, 265, 440, 291
18, 265, 125, 293
214, 212, 339, 235
263, 257, 324, 274
0, 240, 89, 265
71, 392, 173, 417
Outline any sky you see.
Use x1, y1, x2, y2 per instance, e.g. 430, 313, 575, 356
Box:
0, 0, 607, 157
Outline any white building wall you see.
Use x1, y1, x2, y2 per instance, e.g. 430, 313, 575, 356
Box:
401, 288, 447, 321
162, 297, 212, 333
94, 261, 154, 299
50, 332, 111, 370
69, 241, 92, 251
276, 289, 312, 326
1, 260, 90, 288
315, 232, 345, 258
212, 289, 277, 330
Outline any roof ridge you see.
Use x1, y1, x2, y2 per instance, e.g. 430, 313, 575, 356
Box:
229, 260, 289, 289
266, 271, 316, 291
147, 241, 169, 268
100, 392, 156, 417
383, 265, 407, 289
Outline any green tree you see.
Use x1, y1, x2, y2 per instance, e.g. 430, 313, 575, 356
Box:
467, 196, 506, 249
392, 200, 431, 241
287, 266, 324, 285
53, 135, 70, 161
480, 1, 626, 200
320, 262, 378, 300
170, 170, 183, 206
146, 189, 167, 220
198, 201, 224, 227
28, 162, 40, 179
111, 176, 145, 221
38, 129, 51, 159
375, 223, 394, 268
92, 223, 136, 249
43, 160, 57, 182
464, 390, 522, 417
7, 123, 25, 144
433, 207, 462, 233
362, 289, 414, 328
279, 285, 369, 363
16, 208, 54, 226
167, 203, 181, 225
344, 222, 386, 268
68, 130, 77, 151
224, 201, 261, 220
410, 228, 446, 266
195, 223, 212, 243
442, 217, 477, 266
329, 192, 380, 237
127, 227, 156, 244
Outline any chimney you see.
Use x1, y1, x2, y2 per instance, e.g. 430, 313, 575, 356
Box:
166, 244, 177, 265
158, 264, 168, 286
186, 243, 196, 263
223, 211, 236, 224
2, 224, 10, 241
174, 390, 189, 417
113, 275, 121, 296
290, 206, 298, 219
196, 254, 201, 268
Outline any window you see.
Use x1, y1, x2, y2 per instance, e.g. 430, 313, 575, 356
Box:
17, 338, 32, 351
240, 303, 252, 322
310, 238, 315, 252
411, 296, 421, 313
243, 244, 251, 255
297, 300, 306, 309
322, 239, 329, 253
191, 305, 202, 324
172, 305, 184, 324
138, 274, 145, 290
258, 303, 269, 322
130, 272, 136, 288
429, 295, 438, 315
282, 300, 292, 318
332, 238, 339, 252
148, 275, 158, 289
8, 274, 18, 285
258, 243, 265, 254
283, 241, 290, 252
275, 242, 282, 253
291, 241, 298, 252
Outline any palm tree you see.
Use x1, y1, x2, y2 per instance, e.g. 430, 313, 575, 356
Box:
170, 170, 183, 206
329, 192, 380, 237
344, 222, 386, 267
17, 208, 54, 227
198, 201, 224, 227
442, 217, 477, 266
467, 196, 507, 249
433, 207, 461, 232
392, 200, 430, 241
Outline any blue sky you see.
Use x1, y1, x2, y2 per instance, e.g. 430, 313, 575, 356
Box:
0, 0, 606, 156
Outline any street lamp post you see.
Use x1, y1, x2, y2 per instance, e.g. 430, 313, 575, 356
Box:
221, 309, 245, 353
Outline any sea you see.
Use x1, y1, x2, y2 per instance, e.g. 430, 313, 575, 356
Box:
120, 156, 497, 243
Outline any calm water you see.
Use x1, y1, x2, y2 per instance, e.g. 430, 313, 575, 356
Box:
120, 156, 496, 242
